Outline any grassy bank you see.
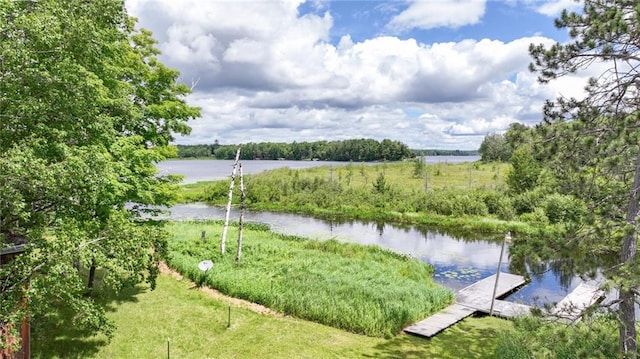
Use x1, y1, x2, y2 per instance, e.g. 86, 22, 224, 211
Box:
166, 221, 453, 338
32, 271, 512, 358
180, 161, 538, 234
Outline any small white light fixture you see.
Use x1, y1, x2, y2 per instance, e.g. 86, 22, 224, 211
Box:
198, 260, 214, 273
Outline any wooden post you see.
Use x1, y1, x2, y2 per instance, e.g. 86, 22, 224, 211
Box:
201, 230, 206, 242
236, 163, 246, 262
490, 232, 511, 316
221, 148, 241, 253
424, 172, 429, 192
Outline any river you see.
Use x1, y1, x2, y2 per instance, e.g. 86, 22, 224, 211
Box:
158, 157, 595, 307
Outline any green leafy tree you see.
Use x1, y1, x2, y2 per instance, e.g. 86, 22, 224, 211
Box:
478, 133, 511, 162
505, 145, 542, 193
0, 0, 199, 349
504, 122, 536, 150
530, 1, 640, 356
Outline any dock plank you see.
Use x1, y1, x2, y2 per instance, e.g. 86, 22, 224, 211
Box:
456, 272, 526, 308
551, 282, 604, 321
404, 304, 476, 338
472, 299, 532, 318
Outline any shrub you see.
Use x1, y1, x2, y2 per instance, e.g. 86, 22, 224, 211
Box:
494, 315, 618, 359
512, 189, 545, 215
519, 207, 549, 226
541, 193, 586, 224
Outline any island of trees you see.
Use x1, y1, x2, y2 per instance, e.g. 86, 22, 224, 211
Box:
176, 138, 414, 162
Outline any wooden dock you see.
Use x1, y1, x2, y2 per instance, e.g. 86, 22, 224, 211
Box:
404, 272, 526, 338
404, 273, 604, 338
551, 282, 604, 321
402, 304, 476, 338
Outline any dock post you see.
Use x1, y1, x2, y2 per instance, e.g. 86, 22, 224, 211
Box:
490, 232, 511, 316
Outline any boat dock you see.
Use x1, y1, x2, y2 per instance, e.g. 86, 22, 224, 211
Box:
404, 272, 603, 338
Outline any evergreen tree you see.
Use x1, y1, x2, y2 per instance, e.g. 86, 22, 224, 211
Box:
530, 1, 640, 356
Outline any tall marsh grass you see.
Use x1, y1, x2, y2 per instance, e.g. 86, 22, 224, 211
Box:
177, 161, 535, 234
167, 221, 454, 338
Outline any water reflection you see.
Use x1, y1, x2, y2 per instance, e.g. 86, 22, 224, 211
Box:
166, 203, 590, 306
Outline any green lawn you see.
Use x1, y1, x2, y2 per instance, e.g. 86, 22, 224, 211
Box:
32, 272, 512, 358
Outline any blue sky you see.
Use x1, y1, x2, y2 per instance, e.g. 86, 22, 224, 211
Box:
308, 1, 566, 44
126, 0, 587, 150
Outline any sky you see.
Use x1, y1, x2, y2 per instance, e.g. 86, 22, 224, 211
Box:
125, 0, 588, 150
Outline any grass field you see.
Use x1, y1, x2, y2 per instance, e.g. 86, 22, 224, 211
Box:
32, 269, 512, 358
181, 161, 509, 202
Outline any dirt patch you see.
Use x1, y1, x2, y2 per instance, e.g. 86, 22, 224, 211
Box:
158, 262, 282, 317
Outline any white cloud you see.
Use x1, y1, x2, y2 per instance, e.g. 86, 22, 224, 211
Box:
126, 0, 590, 150
534, 0, 582, 17
386, 0, 486, 32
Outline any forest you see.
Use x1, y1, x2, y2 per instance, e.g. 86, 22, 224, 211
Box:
175, 138, 413, 161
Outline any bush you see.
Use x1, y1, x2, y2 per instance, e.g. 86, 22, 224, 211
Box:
494, 315, 618, 359
541, 193, 586, 224
512, 189, 545, 215
519, 207, 549, 226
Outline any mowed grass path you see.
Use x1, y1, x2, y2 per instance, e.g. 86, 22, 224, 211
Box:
33, 270, 511, 358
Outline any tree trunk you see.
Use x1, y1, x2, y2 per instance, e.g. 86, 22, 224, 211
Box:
236, 163, 245, 262
221, 147, 241, 253
87, 256, 97, 291
620, 147, 640, 358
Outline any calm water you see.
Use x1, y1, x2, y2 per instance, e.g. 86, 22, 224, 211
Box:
159, 156, 596, 307
157, 156, 481, 184
166, 203, 594, 307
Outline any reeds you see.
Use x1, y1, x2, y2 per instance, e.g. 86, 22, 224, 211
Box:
167, 221, 453, 338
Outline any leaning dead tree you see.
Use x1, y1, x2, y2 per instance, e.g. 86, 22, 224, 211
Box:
236, 163, 246, 262
221, 147, 241, 253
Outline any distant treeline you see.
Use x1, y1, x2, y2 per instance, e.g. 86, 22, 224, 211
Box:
175, 138, 413, 162
411, 149, 479, 156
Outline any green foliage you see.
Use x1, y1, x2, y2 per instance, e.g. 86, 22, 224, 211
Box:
512, 189, 546, 215
166, 221, 453, 338
506, 145, 542, 193
541, 193, 587, 225
494, 315, 619, 359
179, 161, 538, 234
479, 133, 511, 162
196, 138, 414, 161
0, 0, 199, 346
529, 1, 640, 354
412, 156, 426, 177
372, 172, 391, 194
504, 123, 536, 150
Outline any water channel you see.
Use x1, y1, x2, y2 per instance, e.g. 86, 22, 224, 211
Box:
158, 157, 596, 308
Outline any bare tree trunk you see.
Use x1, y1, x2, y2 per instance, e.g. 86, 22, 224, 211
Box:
221, 147, 241, 254
87, 256, 96, 291
620, 147, 640, 358
236, 163, 245, 262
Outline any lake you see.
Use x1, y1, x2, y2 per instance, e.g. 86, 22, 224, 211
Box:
157, 156, 481, 184
159, 157, 595, 307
